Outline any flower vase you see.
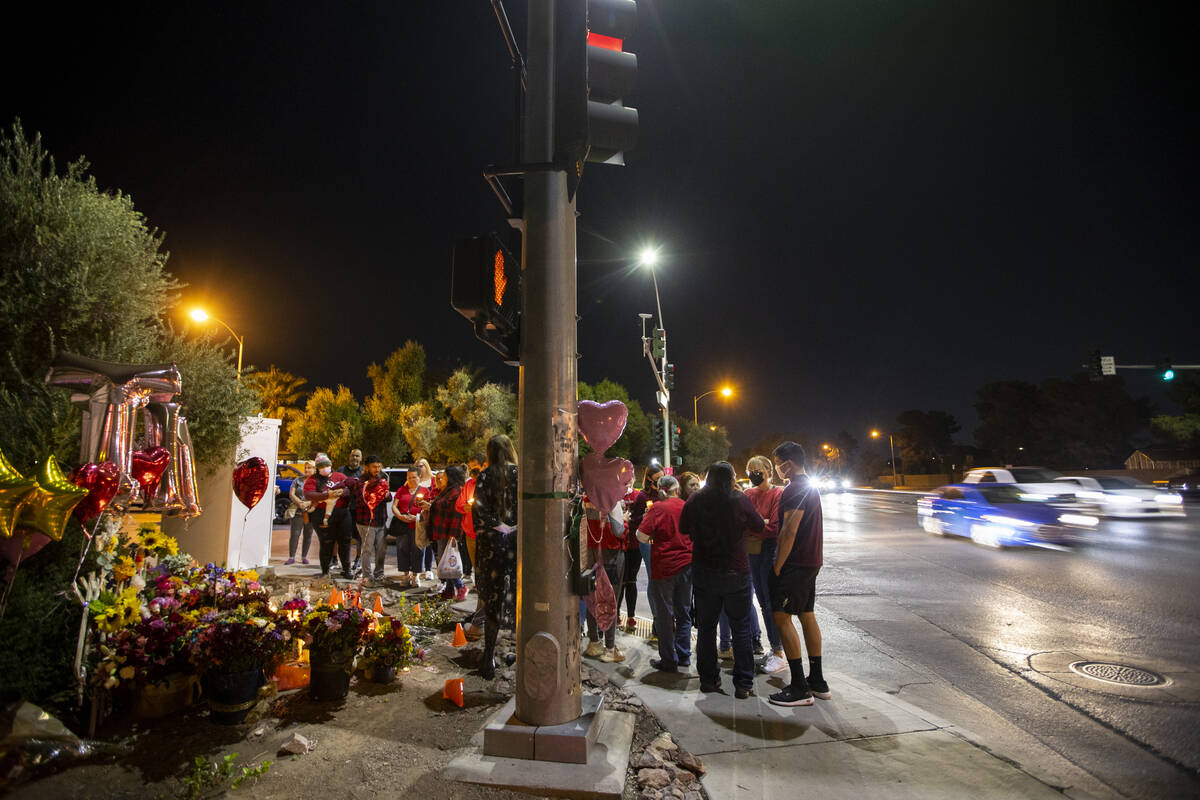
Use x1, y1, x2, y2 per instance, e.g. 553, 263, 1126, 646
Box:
203, 668, 264, 724
309, 649, 354, 700
135, 673, 200, 719
370, 664, 396, 684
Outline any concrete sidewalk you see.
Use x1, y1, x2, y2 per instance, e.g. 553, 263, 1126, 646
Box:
588, 631, 1073, 800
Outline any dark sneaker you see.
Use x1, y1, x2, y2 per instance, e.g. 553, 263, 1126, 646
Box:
769, 686, 814, 707
807, 678, 832, 700
734, 686, 755, 699
699, 682, 724, 694
649, 658, 678, 673
752, 640, 765, 655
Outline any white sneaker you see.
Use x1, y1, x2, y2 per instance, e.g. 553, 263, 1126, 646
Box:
762, 654, 788, 674
584, 641, 605, 658
601, 647, 625, 663
423, 571, 434, 581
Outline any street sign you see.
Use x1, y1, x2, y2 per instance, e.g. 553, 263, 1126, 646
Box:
1101, 356, 1116, 376
656, 390, 668, 408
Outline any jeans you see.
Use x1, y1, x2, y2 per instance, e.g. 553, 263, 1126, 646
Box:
317, 507, 353, 576
693, 566, 756, 691
719, 605, 761, 649
639, 541, 658, 619
747, 538, 783, 651
649, 566, 692, 667
357, 524, 387, 580
585, 548, 624, 648
288, 513, 314, 560
435, 537, 463, 591
622, 544, 642, 618
394, 526, 415, 571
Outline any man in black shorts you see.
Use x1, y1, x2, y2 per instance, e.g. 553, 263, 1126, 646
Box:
767, 441, 831, 707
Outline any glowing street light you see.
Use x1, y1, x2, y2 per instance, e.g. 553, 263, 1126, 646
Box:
189, 307, 245, 383
693, 385, 734, 424
870, 429, 899, 488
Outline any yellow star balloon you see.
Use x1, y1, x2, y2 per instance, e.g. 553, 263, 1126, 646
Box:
0, 447, 38, 539
16, 455, 89, 542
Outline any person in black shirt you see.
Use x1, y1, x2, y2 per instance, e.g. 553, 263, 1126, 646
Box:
679, 461, 764, 698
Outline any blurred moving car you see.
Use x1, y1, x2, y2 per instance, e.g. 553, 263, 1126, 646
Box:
961, 467, 1077, 506
1053, 475, 1184, 517
917, 483, 1097, 548
274, 463, 305, 524
814, 474, 853, 492
1167, 470, 1200, 503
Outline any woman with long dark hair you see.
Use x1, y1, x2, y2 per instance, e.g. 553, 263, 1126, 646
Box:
679, 461, 764, 698
428, 465, 468, 600
471, 434, 519, 679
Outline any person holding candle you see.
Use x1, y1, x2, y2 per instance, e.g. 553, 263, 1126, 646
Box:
390, 468, 425, 582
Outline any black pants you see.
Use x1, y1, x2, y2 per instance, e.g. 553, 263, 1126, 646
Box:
621, 543, 642, 617
317, 507, 353, 576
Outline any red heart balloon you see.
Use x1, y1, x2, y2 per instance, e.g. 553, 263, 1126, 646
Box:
362, 478, 388, 514
0, 530, 51, 576
580, 452, 635, 515
131, 447, 171, 498
232, 457, 270, 511
70, 462, 121, 522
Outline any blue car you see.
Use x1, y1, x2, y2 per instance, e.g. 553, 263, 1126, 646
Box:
916, 484, 1097, 548
274, 463, 306, 523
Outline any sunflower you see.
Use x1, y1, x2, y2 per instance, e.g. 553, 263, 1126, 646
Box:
113, 556, 136, 583
161, 535, 180, 555
139, 530, 166, 552
233, 569, 259, 584
93, 605, 123, 634
116, 599, 141, 628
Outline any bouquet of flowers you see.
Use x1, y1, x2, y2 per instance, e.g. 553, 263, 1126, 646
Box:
93, 611, 195, 689
185, 604, 290, 675
362, 617, 413, 670
302, 604, 370, 658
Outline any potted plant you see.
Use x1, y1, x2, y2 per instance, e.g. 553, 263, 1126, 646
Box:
362, 617, 413, 683
302, 604, 369, 700
93, 610, 199, 718
186, 603, 289, 724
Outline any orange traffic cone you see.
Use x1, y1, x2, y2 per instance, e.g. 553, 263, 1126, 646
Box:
412, 602, 421, 619
443, 678, 464, 708
329, 587, 343, 607
372, 593, 384, 614
351, 590, 362, 609
452, 623, 467, 647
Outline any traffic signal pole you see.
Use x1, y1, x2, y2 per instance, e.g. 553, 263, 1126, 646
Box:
514, 0, 583, 728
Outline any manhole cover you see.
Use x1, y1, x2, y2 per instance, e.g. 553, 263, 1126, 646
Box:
1068, 661, 1169, 687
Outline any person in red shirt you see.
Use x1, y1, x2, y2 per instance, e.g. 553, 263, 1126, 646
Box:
582, 491, 629, 662
745, 455, 787, 674
390, 469, 426, 582
637, 475, 692, 672
622, 465, 663, 631
302, 453, 352, 579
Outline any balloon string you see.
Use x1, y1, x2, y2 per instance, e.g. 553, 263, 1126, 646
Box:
235, 508, 250, 570
72, 513, 108, 606
0, 549, 24, 622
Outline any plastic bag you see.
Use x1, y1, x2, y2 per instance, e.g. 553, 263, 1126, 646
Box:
438, 538, 463, 580
588, 552, 618, 631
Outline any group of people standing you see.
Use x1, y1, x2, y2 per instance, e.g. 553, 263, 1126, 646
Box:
280, 437, 521, 679
587, 441, 827, 707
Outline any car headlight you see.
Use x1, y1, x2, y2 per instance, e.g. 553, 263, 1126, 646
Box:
983, 514, 1035, 528
1156, 494, 1183, 504
1109, 494, 1141, 505
1018, 493, 1049, 501
841, 479, 851, 489
1058, 513, 1098, 527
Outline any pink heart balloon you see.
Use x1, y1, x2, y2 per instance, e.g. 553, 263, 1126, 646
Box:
577, 400, 628, 455
581, 452, 634, 515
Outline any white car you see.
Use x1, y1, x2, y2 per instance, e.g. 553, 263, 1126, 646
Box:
1053, 475, 1185, 518
961, 467, 1078, 507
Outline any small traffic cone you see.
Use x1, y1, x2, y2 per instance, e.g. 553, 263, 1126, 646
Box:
329, 587, 343, 607
372, 593, 384, 614
443, 678, 464, 708
351, 590, 362, 609
452, 623, 467, 647
412, 602, 421, 619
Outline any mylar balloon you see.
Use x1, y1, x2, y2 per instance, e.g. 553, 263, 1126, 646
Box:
0, 531, 51, 571
172, 416, 202, 518
17, 455, 89, 541
70, 462, 120, 523
130, 446, 171, 500
362, 478, 388, 514
580, 452, 634, 515
0, 448, 38, 540
232, 457, 270, 510
577, 400, 628, 456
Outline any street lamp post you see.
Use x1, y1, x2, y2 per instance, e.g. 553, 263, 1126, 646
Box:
871, 429, 899, 488
639, 248, 671, 470
190, 308, 245, 384
692, 385, 733, 424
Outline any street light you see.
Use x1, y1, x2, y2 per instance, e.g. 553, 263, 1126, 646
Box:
190, 307, 245, 383
638, 247, 670, 469
693, 385, 734, 424
870, 429, 899, 488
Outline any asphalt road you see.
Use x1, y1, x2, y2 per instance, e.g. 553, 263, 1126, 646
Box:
817, 491, 1200, 799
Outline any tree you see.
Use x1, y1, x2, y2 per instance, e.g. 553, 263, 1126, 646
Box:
1151, 372, 1200, 448
975, 380, 1041, 464
736, 432, 817, 469
433, 370, 517, 463
287, 386, 363, 466
578, 378, 651, 463
246, 365, 308, 448
1033, 375, 1149, 468
366, 341, 425, 406
399, 400, 442, 461
896, 409, 960, 474
676, 417, 731, 474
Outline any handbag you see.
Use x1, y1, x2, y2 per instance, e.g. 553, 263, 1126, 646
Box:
438, 538, 463, 580
588, 551, 618, 632
414, 513, 430, 549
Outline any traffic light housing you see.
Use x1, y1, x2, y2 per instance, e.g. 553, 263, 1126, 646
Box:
1089, 350, 1103, 382
651, 328, 665, 359
555, 0, 640, 196
670, 424, 680, 452
651, 417, 665, 453
451, 233, 521, 363
664, 363, 675, 391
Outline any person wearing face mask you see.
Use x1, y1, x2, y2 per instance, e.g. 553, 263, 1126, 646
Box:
285, 461, 316, 565
390, 468, 425, 583
745, 455, 786, 674
303, 453, 353, 579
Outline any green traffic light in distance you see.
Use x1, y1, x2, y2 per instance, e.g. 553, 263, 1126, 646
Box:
1163, 369, 1175, 381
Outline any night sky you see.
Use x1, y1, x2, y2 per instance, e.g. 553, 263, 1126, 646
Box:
3, 2, 1194, 454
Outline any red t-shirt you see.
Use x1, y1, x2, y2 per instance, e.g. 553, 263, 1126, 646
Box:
304, 472, 350, 508
744, 485, 782, 539
638, 497, 691, 579
456, 477, 477, 539
583, 499, 625, 551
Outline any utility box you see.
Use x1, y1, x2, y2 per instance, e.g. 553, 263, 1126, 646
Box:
163, 416, 280, 570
